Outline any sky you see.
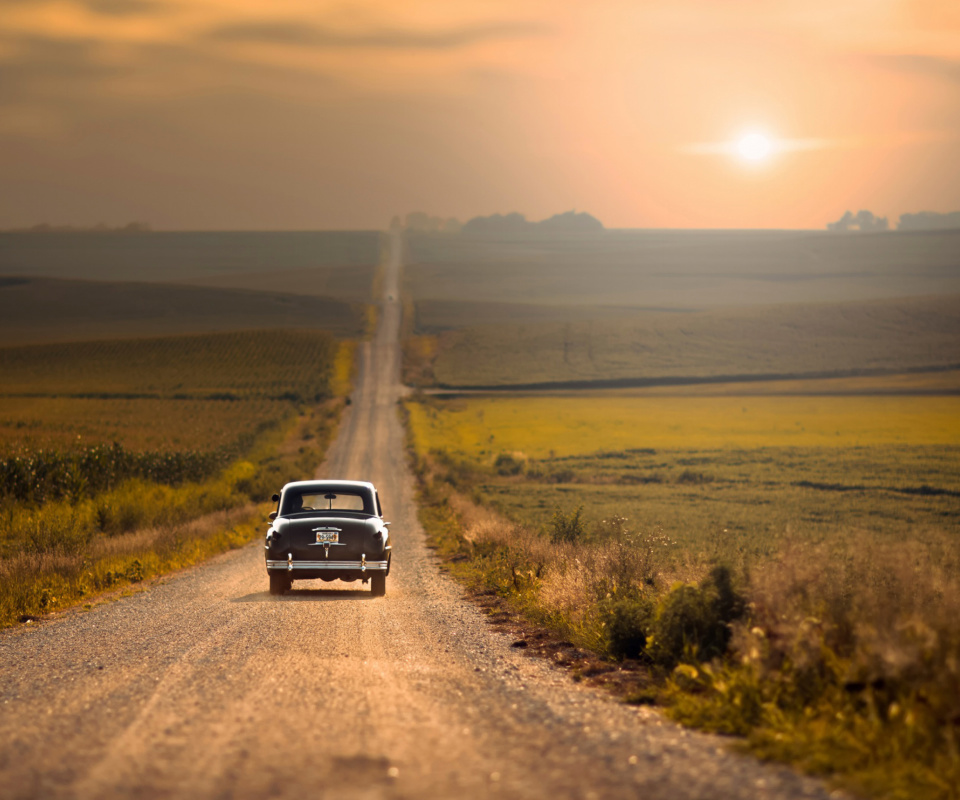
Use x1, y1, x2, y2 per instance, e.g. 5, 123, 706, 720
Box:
1, 0, 958, 230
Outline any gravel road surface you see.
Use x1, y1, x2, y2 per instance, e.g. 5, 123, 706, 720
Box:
0, 233, 835, 799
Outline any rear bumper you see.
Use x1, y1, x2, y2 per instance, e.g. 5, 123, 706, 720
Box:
266, 557, 388, 573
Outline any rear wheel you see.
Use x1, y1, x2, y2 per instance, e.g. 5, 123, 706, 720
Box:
370, 573, 386, 597
269, 572, 289, 596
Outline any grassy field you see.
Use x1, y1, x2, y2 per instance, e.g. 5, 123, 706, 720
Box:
407, 294, 960, 388
408, 391, 960, 455
0, 277, 365, 345
405, 374, 960, 799
408, 387, 960, 550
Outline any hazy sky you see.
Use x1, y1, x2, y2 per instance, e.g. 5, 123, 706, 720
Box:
1, 0, 958, 229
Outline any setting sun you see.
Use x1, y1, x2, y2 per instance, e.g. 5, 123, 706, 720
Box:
738, 133, 773, 162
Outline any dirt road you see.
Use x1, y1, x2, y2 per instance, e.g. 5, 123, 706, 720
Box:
0, 233, 834, 799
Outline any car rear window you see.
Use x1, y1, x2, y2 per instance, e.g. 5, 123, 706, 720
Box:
282, 490, 370, 515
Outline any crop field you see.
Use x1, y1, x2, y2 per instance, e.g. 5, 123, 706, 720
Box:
0, 324, 350, 627
407, 294, 960, 388
0, 230, 382, 286
185, 263, 377, 303
0, 277, 365, 345
0, 396, 293, 454
0, 329, 339, 400
406, 228, 960, 310
407, 390, 960, 455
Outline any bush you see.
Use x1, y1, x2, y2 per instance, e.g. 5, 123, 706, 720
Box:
651, 566, 744, 667
603, 595, 655, 660
494, 452, 523, 476
550, 505, 586, 544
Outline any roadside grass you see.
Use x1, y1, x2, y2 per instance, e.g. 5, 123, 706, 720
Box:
403, 389, 960, 799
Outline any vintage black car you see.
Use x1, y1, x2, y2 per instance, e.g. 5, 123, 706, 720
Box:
265, 480, 391, 596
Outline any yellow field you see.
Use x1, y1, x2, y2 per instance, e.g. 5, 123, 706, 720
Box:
408, 394, 960, 458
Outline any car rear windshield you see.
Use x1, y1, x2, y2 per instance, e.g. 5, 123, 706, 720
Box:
281, 490, 372, 516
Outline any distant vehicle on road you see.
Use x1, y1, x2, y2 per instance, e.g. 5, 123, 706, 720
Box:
265, 480, 391, 596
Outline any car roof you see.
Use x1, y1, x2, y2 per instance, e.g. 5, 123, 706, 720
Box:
281, 480, 376, 493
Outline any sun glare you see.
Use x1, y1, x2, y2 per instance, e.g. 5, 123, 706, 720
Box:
737, 132, 772, 161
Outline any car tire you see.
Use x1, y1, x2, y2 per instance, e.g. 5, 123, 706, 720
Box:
269, 573, 289, 596
370, 573, 386, 597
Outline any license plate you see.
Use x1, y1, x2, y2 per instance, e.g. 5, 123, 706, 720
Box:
315, 530, 339, 544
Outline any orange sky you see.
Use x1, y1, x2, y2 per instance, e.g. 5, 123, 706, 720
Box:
1, 0, 958, 229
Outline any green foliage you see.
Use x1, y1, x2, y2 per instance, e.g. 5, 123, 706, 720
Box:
603, 595, 654, 660
550, 504, 586, 544
649, 566, 745, 668
0, 442, 240, 505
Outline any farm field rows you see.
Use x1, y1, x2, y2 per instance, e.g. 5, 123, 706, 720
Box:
0, 396, 294, 454
0, 329, 340, 401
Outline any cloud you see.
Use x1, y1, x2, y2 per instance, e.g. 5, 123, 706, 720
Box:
204, 19, 549, 51
2, 0, 167, 14
81, 0, 168, 16
871, 53, 960, 84
0, 36, 127, 101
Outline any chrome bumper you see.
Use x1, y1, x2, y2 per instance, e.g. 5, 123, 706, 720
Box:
266, 559, 388, 572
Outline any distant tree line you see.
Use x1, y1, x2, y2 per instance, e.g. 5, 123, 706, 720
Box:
5, 222, 152, 234
397, 209, 605, 235
827, 209, 960, 232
